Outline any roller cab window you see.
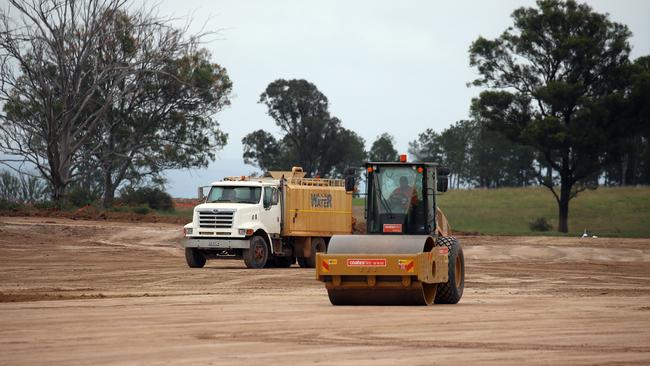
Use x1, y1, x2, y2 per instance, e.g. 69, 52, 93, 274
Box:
366, 165, 426, 234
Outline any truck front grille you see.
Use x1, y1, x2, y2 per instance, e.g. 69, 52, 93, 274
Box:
198, 210, 235, 229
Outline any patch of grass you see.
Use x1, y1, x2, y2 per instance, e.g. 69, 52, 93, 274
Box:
110, 206, 130, 213
33, 201, 60, 210
153, 205, 193, 220
352, 197, 366, 207
437, 186, 650, 238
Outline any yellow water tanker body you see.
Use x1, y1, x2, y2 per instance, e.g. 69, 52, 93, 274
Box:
315, 158, 465, 305
282, 177, 352, 237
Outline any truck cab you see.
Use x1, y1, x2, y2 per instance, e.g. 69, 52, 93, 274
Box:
183, 178, 282, 268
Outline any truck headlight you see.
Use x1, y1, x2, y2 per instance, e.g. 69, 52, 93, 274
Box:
238, 228, 254, 236
184, 228, 193, 235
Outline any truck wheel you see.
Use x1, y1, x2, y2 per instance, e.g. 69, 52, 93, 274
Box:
243, 235, 269, 269
298, 237, 326, 268
434, 236, 464, 304
185, 248, 206, 268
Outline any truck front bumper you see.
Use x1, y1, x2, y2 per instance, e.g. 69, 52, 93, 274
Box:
184, 237, 250, 249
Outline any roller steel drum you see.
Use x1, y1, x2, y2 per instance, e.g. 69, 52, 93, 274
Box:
325, 235, 437, 306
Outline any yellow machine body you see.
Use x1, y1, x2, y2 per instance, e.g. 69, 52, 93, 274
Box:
315, 235, 450, 305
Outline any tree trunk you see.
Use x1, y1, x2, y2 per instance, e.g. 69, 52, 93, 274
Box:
102, 131, 117, 209
52, 183, 66, 206
103, 170, 115, 208
557, 178, 571, 233
624, 137, 641, 185
48, 151, 70, 207
102, 156, 132, 208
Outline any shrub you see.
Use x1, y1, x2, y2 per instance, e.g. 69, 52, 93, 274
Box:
19, 175, 48, 203
0, 171, 21, 201
34, 201, 61, 210
0, 170, 48, 204
131, 206, 150, 215
0, 199, 21, 210
110, 206, 129, 213
67, 185, 100, 208
119, 187, 174, 211
529, 217, 552, 232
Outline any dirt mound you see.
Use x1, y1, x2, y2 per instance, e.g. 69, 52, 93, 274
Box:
0, 205, 189, 225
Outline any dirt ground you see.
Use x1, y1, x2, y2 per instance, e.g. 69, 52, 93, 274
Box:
1, 216, 650, 365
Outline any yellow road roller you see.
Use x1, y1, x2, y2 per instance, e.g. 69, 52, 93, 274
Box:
316, 156, 464, 305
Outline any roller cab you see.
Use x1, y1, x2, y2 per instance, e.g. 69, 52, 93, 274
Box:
316, 157, 465, 306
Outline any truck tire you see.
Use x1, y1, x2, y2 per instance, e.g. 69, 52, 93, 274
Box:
243, 235, 269, 269
434, 236, 464, 304
298, 237, 326, 268
185, 248, 206, 268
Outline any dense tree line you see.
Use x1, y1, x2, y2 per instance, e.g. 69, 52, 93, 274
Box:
600, 56, 650, 186
408, 120, 537, 189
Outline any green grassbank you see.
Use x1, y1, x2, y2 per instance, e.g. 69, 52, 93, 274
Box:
436, 186, 650, 238
353, 186, 650, 238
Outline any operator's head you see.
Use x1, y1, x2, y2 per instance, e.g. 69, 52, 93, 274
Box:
399, 176, 409, 188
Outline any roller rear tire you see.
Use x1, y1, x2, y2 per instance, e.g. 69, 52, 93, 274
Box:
298, 237, 326, 268
434, 236, 464, 304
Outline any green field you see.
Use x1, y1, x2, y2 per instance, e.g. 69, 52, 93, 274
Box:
353, 186, 650, 238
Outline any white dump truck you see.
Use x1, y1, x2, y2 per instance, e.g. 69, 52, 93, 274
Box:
183, 167, 353, 269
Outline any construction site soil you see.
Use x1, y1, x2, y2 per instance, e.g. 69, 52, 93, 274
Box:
1, 216, 649, 365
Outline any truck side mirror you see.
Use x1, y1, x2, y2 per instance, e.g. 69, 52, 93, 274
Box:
436, 176, 449, 193
345, 175, 356, 193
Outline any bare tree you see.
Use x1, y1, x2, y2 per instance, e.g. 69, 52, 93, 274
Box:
0, 0, 143, 203
89, 14, 231, 207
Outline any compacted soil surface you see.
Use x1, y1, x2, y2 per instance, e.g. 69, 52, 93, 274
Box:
1, 216, 649, 365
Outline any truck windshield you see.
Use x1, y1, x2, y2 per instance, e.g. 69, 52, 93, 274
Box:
207, 186, 261, 204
